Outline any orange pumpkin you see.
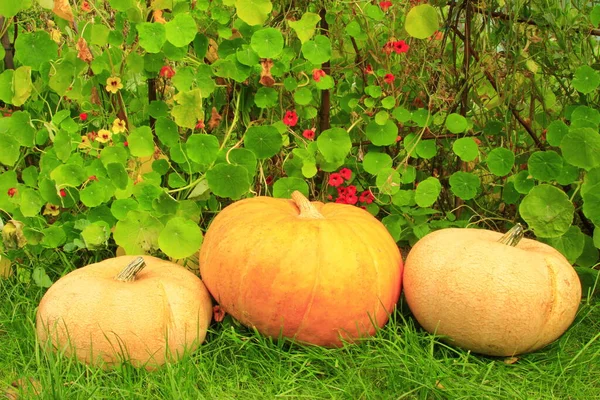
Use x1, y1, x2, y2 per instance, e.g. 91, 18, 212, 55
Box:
199, 191, 403, 347
403, 224, 581, 356
36, 255, 213, 369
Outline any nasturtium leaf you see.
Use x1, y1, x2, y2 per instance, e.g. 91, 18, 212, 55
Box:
273, 177, 309, 198
106, 163, 129, 190
133, 182, 163, 210
582, 167, 600, 225
254, 87, 278, 108
165, 13, 197, 47
571, 65, 600, 94
41, 226, 66, 249
483, 120, 503, 135
128, 126, 155, 157
113, 210, 163, 254
592, 5, 600, 27
452, 137, 479, 161
294, 87, 313, 105
527, 151, 563, 181
561, 127, 600, 170
392, 190, 415, 207
0, 2, 23, 17
21, 166, 37, 187
405, 4, 440, 39
12, 66, 32, 106
513, 170, 535, 194
50, 164, 87, 187
546, 120, 569, 147
382, 214, 407, 242
365, 120, 398, 146
235, 0, 272, 26
1, 111, 35, 147
288, 12, 320, 43
159, 217, 203, 259
486, 147, 514, 176
502, 181, 520, 204
91, 24, 110, 46
149, 101, 169, 119
363, 152, 393, 175
206, 164, 249, 199
345, 20, 365, 39
546, 226, 585, 264
111, 198, 139, 220
365, 4, 385, 21
244, 125, 283, 159
236, 46, 260, 66
315, 75, 334, 90
82, 222, 111, 248
571, 105, 600, 128
365, 85, 382, 98
376, 168, 401, 195
32, 267, 53, 288
411, 108, 431, 127
153, 192, 178, 216
53, 130, 72, 162
250, 28, 284, 59
100, 146, 128, 167
80, 182, 108, 207
20, 189, 44, 217
155, 117, 180, 146
301, 35, 331, 65
108, 0, 135, 11
226, 148, 257, 177
381, 96, 396, 110
0, 70, 13, 104
15, 31, 58, 71
519, 184, 574, 238
415, 140, 437, 159
171, 89, 204, 128
186, 134, 219, 165
403, 134, 419, 158
576, 235, 599, 268
414, 177, 441, 207
449, 171, 481, 200
317, 128, 352, 163
392, 107, 412, 123
399, 165, 417, 183
445, 113, 468, 133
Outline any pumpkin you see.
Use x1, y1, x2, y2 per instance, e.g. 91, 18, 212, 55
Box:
403, 224, 581, 356
36, 255, 213, 369
199, 191, 403, 347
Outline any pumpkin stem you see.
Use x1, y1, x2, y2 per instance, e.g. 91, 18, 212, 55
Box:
497, 223, 524, 247
114, 257, 146, 282
291, 191, 325, 219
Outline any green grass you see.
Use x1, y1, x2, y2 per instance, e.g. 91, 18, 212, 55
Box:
1, 274, 600, 400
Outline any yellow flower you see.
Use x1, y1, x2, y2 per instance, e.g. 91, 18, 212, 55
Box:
43, 203, 60, 216
106, 76, 123, 94
96, 129, 113, 143
112, 118, 127, 133
78, 135, 91, 148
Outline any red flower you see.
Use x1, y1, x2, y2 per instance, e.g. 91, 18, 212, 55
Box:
365, 64, 374, 74
124, 141, 129, 147
345, 194, 358, 205
283, 110, 298, 127
7, 187, 17, 197
159, 65, 175, 79
81, 1, 92, 12
195, 120, 205, 130
302, 129, 315, 140
359, 190, 375, 204
339, 168, 352, 181
337, 186, 347, 196
393, 40, 409, 54
384, 73, 395, 84
79, 112, 88, 121
265, 176, 274, 185
346, 185, 357, 196
379, 1, 392, 11
312, 69, 327, 82
59, 189, 67, 198
335, 196, 347, 204
329, 173, 344, 187
88, 175, 98, 181
396, 135, 402, 142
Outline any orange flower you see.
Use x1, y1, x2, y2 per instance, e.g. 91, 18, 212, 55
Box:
105, 76, 123, 94
81, 1, 92, 12
96, 129, 112, 143
112, 118, 127, 133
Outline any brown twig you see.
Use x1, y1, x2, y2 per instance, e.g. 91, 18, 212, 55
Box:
0, 16, 16, 70
318, 8, 330, 133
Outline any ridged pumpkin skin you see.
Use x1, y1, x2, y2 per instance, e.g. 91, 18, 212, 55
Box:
403, 228, 581, 356
36, 255, 213, 370
199, 191, 403, 347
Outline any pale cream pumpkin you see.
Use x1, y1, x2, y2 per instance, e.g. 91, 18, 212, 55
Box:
403, 225, 581, 356
199, 191, 403, 347
36, 255, 213, 369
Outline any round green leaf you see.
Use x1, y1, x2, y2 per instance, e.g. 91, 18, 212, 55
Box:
376, 168, 401, 195
165, 13, 197, 47
113, 210, 163, 254
250, 28, 284, 59
486, 147, 515, 176
159, 217, 203, 259
365, 120, 398, 146
206, 164, 249, 199
80, 182, 108, 207
14, 31, 58, 71
136, 22, 166, 53
317, 128, 352, 163
405, 4, 440, 39
415, 140, 437, 159
20, 189, 44, 217
41, 226, 66, 249
244, 125, 283, 159
572, 65, 600, 94
449, 171, 481, 200
561, 127, 600, 171
527, 151, 563, 181
155, 117, 180, 147
288, 12, 320, 43
254, 87, 278, 108
186, 134, 220, 165
414, 177, 441, 207
452, 137, 479, 161
301, 35, 332, 65
50, 164, 87, 187
111, 198, 139, 220
128, 126, 155, 157
576, 234, 599, 268
294, 87, 313, 105
363, 152, 393, 175
273, 177, 309, 198
235, 0, 273, 26
445, 113, 468, 133
82, 222, 110, 248
571, 105, 600, 128
546, 120, 568, 147
513, 170, 535, 194
519, 184, 574, 238
545, 226, 585, 264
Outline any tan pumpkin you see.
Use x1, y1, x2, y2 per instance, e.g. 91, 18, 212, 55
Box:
36, 255, 213, 369
403, 224, 581, 356
199, 191, 403, 347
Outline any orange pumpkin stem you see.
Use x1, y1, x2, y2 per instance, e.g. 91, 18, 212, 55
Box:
114, 257, 146, 282
291, 191, 325, 219
497, 223, 524, 247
